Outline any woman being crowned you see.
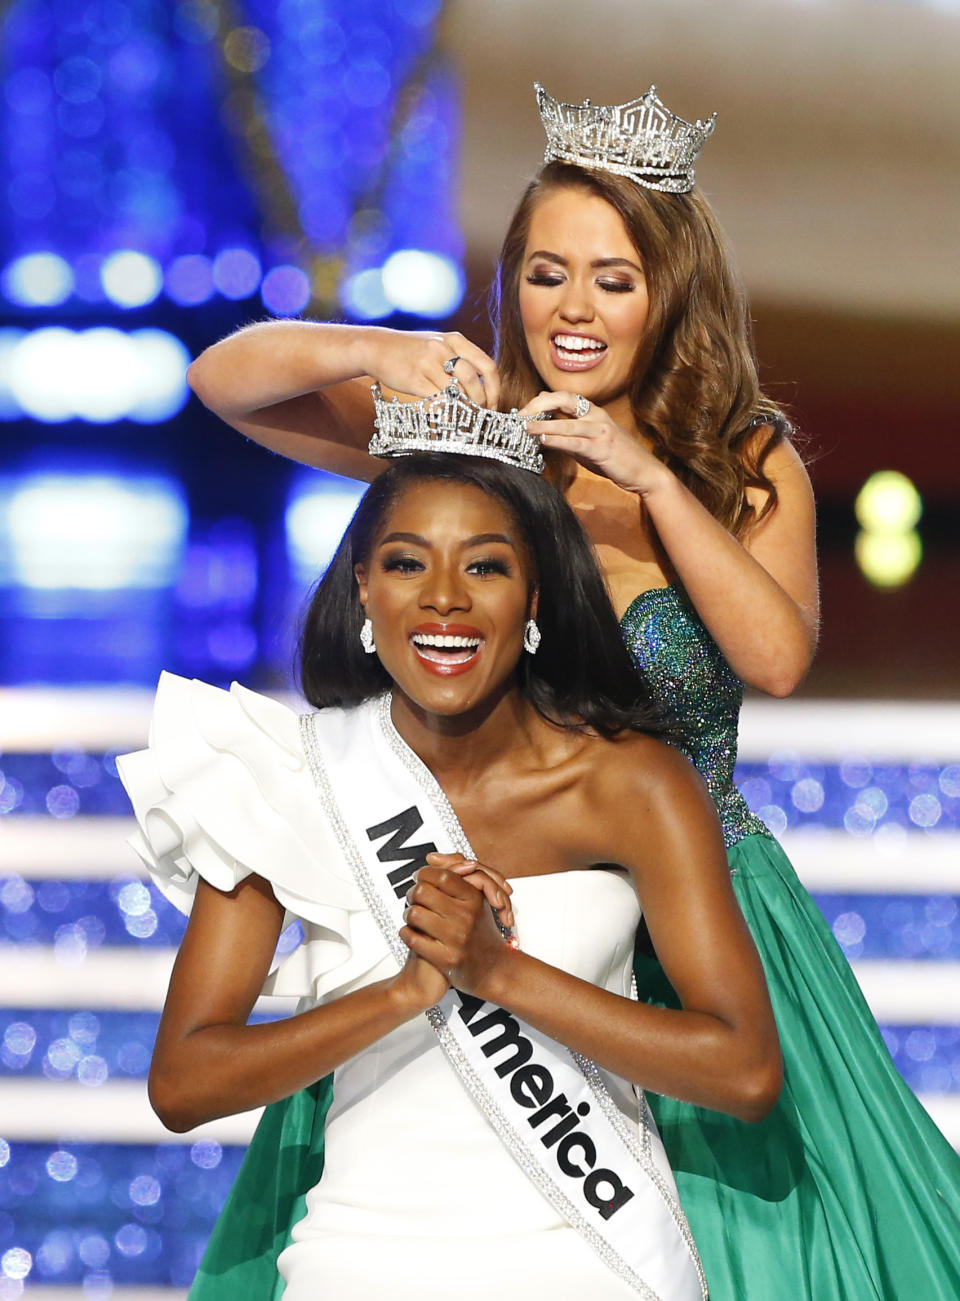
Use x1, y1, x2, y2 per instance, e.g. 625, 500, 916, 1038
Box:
185, 79, 960, 1299
119, 387, 781, 1298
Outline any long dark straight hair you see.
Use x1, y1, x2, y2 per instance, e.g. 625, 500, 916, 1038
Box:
299, 454, 665, 739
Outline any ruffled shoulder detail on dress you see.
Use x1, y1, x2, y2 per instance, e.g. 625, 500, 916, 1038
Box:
116, 672, 389, 1000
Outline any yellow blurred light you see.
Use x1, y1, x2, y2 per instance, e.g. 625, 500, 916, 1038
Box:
310, 256, 343, 302
224, 26, 271, 74
854, 470, 922, 535
855, 529, 922, 588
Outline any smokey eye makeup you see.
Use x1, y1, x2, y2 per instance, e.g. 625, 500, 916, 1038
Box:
524, 270, 637, 293
466, 556, 512, 578
381, 552, 425, 574
379, 551, 513, 579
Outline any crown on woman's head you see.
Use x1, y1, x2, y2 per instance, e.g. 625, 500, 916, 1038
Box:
535, 82, 716, 194
369, 382, 545, 475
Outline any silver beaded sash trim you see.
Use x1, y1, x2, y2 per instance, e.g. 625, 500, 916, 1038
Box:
375, 696, 705, 1296
298, 708, 411, 972
300, 697, 712, 1295
573, 1050, 704, 1294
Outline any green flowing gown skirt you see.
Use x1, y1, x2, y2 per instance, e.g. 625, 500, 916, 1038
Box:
635, 832, 960, 1300
186, 831, 960, 1300
187, 1077, 333, 1300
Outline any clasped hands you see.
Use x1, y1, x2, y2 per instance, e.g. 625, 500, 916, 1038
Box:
395, 852, 516, 1011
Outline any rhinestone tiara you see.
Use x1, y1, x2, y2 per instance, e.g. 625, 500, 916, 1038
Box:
369, 381, 545, 474
535, 81, 716, 195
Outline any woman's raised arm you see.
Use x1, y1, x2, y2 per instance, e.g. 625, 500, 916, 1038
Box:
149, 861, 513, 1133
148, 872, 429, 1132
187, 320, 501, 480
525, 390, 819, 695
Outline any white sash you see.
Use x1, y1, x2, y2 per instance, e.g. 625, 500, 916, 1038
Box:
299, 695, 706, 1301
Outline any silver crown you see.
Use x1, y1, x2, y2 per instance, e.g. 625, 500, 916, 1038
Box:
535, 81, 716, 194
369, 382, 545, 474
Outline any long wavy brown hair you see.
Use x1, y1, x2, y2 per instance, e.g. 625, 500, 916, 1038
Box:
490, 161, 792, 539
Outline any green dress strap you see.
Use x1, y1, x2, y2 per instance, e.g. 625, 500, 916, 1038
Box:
189, 1075, 333, 1299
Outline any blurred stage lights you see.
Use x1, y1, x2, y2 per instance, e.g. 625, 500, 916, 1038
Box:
285, 475, 368, 588
0, 249, 463, 320
165, 254, 214, 306
0, 327, 190, 424
0, 248, 264, 310
381, 250, 464, 317
855, 470, 923, 535
223, 25, 271, 73
2, 1247, 32, 1281
99, 251, 163, 309
0, 473, 188, 591
212, 247, 262, 300
2, 253, 74, 307
261, 265, 311, 317
342, 250, 464, 321
854, 470, 923, 589
855, 532, 923, 590
341, 267, 393, 321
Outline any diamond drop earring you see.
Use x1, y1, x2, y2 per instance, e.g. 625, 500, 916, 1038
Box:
523, 619, 541, 655
360, 617, 377, 654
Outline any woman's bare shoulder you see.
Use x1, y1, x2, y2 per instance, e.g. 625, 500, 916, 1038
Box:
583, 729, 710, 814
576, 732, 726, 881
744, 431, 813, 503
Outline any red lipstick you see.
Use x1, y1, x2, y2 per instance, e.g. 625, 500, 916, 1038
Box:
409, 623, 484, 678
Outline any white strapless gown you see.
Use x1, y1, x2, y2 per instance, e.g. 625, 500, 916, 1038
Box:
278, 868, 676, 1300
118, 679, 696, 1298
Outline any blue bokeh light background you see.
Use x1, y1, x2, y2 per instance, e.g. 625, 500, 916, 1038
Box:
0, 3, 468, 1290
0, 0, 463, 692
0, 3, 958, 1294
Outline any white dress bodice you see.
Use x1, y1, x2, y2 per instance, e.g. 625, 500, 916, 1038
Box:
117, 676, 698, 1301
278, 868, 666, 1300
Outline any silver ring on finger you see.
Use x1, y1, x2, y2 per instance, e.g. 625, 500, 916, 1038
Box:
574, 393, 590, 419
443, 356, 462, 376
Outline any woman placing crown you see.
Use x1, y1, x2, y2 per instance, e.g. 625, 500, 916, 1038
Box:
120, 447, 782, 1300
186, 85, 960, 1298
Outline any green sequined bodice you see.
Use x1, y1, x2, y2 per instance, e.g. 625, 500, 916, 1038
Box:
619, 585, 769, 848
